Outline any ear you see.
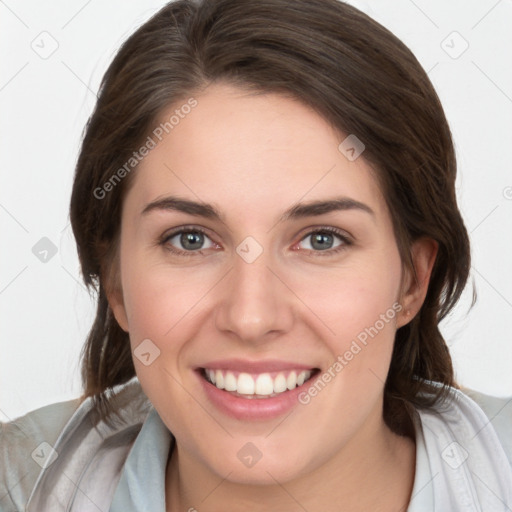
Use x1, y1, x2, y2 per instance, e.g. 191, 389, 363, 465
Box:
396, 237, 438, 329
104, 265, 130, 332
107, 285, 130, 332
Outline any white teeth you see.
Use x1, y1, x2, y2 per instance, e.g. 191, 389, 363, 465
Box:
287, 371, 297, 390
215, 369, 224, 389
205, 368, 314, 397
224, 371, 237, 391
237, 373, 255, 394
273, 373, 287, 393
255, 374, 274, 395
300, 370, 312, 385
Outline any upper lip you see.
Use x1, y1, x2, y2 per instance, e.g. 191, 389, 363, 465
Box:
198, 359, 318, 373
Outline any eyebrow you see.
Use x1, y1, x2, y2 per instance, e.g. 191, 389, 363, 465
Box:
141, 196, 374, 222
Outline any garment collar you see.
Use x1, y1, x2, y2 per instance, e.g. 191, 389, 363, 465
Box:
27, 379, 512, 511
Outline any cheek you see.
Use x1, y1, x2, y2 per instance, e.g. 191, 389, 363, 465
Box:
292, 255, 402, 345
289, 262, 403, 437
122, 266, 200, 339
290, 255, 403, 400
119, 252, 223, 365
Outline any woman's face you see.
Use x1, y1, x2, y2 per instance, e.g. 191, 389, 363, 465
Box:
111, 83, 419, 484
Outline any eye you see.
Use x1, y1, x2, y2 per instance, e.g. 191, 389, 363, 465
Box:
160, 227, 218, 255
159, 225, 352, 257
295, 227, 352, 255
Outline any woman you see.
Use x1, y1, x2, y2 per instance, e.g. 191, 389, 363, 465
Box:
1, 0, 511, 510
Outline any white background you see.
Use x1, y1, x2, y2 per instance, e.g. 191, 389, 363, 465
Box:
1, 0, 511, 422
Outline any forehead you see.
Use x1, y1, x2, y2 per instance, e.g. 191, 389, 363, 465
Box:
125, 83, 388, 221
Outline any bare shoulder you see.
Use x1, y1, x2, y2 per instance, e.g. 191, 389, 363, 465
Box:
0, 399, 80, 511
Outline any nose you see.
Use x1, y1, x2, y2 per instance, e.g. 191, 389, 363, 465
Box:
214, 247, 294, 344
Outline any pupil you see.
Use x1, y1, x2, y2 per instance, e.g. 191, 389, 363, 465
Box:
311, 232, 333, 250
181, 232, 203, 250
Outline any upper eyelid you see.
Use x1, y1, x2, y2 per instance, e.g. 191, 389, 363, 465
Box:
161, 225, 216, 242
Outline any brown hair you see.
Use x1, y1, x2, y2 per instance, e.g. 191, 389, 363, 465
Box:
70, 0, 471, 435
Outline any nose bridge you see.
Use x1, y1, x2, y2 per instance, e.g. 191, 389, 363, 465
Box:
215, 243, 293, 342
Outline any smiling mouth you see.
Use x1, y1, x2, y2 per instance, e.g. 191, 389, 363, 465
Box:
200, 368, 320, 399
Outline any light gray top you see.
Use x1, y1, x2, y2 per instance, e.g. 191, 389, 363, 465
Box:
1, 378, 511, 511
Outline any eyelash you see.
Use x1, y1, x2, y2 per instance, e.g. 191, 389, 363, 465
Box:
158, 225, 353, 258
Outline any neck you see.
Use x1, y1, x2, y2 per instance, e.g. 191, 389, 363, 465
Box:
165, 409, 416, 512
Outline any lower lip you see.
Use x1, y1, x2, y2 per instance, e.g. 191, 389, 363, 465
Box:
197, 370, 316, 421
